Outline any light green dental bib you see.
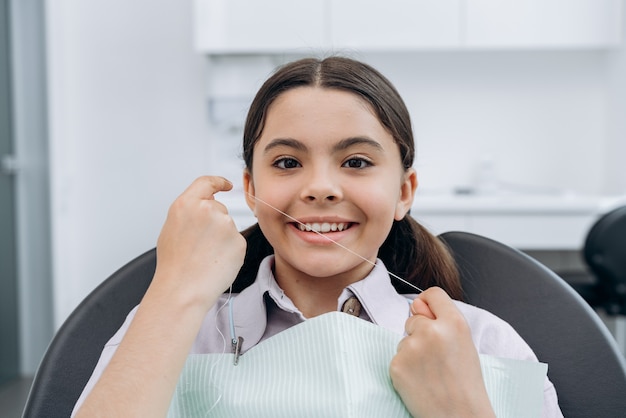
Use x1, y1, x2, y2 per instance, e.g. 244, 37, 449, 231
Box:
167, 312, 547, 417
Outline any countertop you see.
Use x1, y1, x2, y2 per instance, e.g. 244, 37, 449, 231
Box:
411, 192, 626, 215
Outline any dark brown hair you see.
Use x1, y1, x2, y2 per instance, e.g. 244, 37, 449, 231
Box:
233, 57, 462, 300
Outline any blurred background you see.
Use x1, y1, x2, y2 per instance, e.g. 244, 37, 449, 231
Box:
1, 0, 626, 414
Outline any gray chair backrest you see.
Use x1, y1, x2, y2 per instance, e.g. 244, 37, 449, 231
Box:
441, 231, 626, 418
21, 249, 157, 418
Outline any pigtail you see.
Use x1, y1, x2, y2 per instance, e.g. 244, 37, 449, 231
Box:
379, 216, 463, 300
232, 223, 273, 292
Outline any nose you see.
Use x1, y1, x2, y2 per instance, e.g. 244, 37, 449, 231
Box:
300, 166, 343, 203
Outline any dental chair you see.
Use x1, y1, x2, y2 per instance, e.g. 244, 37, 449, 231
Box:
569, 205, 626, 315
440, 231, 626, 418
22, 232, 626, 418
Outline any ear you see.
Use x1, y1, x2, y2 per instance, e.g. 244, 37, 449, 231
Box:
394, 168, 418, 221
243, 169, 257, 216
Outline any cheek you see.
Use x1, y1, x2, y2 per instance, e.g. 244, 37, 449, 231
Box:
361, 180, 402, 210
253, 203, 285, 248
353, 190, 396, 231
252, 186, 296, 227
255, 201, 283, 223
358, 185, 404, 235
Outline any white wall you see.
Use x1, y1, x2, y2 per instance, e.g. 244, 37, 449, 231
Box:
46, 1, 626, 327
46, 0, 213, 327
607, 8, 626, 194
362, 51, 609, 195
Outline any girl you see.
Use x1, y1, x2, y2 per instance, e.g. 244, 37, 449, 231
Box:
73, 57, 562, 417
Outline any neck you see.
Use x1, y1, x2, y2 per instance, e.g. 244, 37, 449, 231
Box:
272, 259, 374, 318
281, 279, 343, 318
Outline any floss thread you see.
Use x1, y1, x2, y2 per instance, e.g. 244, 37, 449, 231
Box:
198, 194, 423, 413
245, 192, 424, 294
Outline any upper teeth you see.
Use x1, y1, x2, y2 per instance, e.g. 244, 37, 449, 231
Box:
298, 222, 349, 233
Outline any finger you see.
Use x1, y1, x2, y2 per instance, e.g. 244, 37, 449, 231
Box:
185, 176, 234, 200
414, 286, 459, 320
402, 313, 431, 339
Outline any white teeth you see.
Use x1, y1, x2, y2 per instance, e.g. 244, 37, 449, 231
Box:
298, 222, 349, 233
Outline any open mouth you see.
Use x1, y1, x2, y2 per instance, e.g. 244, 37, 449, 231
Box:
295, 222, 353, 233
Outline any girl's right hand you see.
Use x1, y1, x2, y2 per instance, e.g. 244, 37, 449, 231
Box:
74, 176, 246, 418
151, 176, 247, 310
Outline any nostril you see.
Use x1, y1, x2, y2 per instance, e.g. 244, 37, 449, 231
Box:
305, 195, 336, 202
301, 188, 340, 202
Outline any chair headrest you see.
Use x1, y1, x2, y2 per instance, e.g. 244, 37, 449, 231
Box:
584, 205, 626, 285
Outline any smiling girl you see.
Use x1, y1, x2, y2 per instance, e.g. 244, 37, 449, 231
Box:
73, 57, 562, 417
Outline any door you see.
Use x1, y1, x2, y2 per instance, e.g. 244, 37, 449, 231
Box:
0, 0, 20, 386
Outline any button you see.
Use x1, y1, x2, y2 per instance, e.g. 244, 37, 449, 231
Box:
341, 296, 362, 317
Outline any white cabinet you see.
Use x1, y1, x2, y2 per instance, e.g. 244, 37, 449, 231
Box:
194, 0, 622, 53
465, 0, 622, 49
330, 0, 461, 50
193, 0, 327, 53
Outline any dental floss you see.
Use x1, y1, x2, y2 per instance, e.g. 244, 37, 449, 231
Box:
245, 192, 424, 294
176, 195, 422, 412
193, 286, 233, 413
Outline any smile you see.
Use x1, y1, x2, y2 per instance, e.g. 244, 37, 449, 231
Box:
296, 222, 352, 233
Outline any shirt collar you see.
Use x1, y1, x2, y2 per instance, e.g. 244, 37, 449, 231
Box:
231, 256, 412, 351
343, 259, 412, 336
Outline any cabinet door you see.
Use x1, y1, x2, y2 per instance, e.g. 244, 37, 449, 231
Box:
193, 0, 327, 53
330, 0, 462, 50
466, 0, 622, 48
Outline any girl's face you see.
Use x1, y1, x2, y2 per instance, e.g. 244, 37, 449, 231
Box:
244, 87, 417, 288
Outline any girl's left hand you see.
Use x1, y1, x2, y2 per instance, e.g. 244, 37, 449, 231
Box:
389, 287, 496, 418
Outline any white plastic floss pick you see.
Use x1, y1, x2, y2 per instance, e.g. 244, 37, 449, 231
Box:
245, 192, 424, 294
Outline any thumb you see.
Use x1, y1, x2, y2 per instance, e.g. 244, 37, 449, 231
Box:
410, 296, 436, 320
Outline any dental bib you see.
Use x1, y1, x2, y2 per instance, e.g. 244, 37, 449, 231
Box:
167, 312, 547, 417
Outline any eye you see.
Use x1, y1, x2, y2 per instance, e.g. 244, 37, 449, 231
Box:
342, 157, 372, 169
273, 157, 301, 169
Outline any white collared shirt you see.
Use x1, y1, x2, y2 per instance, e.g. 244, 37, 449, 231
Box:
72, 256, 563, 417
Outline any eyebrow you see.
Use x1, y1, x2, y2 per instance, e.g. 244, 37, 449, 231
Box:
263, 138, 308, 154
333, 136, 384, 152
263, 136, 384, 155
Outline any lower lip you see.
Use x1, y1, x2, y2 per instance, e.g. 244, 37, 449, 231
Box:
289, 223, 354, 245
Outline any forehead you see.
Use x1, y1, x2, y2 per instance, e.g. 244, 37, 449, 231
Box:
268, 86, 373, 119
260, 87, 391, 145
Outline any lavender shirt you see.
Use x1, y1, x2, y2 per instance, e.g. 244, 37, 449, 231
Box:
72, 256, 563, 417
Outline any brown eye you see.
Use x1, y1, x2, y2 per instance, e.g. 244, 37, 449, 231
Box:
274, 157, 301, 169
342, 158, 371, 169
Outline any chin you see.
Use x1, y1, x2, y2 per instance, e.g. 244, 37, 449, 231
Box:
285, 255, 371, 280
